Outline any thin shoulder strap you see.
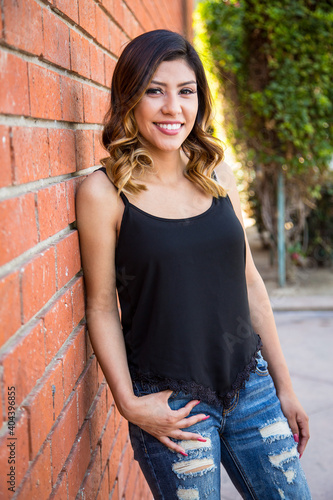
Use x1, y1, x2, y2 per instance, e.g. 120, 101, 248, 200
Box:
96, 166, 130, 205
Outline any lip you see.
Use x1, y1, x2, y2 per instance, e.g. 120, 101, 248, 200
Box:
153, 122, 184, 136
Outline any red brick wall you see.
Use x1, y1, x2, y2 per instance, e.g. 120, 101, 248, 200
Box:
0, 1, 193, 498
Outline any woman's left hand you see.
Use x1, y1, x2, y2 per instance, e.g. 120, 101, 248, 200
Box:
277, 390, 310, 458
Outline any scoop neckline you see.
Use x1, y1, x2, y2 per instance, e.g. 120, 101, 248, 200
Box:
125, 196, 216, 222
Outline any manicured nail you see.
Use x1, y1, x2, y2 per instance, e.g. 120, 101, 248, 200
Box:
194, 401, 201, 406
299, 453, 303, 459
180, 451, 188, 457
202, 415, 210, 421
197, 438, 207, 442
293, 433, 299, 443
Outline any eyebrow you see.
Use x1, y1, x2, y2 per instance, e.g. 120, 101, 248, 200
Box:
150, 80, 197, 87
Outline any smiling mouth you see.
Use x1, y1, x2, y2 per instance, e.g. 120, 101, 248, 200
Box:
154, 123, 184, 130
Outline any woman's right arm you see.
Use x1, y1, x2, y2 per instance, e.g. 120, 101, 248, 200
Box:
76, 171, 208, 455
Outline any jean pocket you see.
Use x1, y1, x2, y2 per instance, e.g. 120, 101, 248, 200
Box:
255, 350, 269, 376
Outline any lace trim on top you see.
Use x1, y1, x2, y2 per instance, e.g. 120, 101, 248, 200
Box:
130, 337, 263, 409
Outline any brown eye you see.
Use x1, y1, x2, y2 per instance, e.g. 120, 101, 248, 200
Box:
146, 88, 163, 95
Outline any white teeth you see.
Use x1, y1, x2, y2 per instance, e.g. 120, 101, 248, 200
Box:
155, 123, 182, 130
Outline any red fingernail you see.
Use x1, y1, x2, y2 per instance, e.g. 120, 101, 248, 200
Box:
180, 451, 188, 457
194, 401, 201, 406
293, 434, 299, 443
197, 438, 207, 442
299, 453, 303, 459
202, 415, 210, 421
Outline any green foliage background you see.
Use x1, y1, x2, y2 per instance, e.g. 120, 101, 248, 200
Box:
196, 0, 333, 261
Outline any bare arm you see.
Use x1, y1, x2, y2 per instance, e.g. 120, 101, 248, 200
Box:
215, 162, 310, 457
76, 170, 208, 455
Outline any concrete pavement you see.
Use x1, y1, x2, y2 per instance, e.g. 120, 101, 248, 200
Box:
220, 226, 333, 500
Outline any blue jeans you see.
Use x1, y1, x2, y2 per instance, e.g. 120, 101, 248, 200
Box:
129, 352, 312, 499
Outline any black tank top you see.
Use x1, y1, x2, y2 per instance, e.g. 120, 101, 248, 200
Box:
97, 167, 262, 407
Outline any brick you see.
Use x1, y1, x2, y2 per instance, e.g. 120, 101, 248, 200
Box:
29, 63, 62, 120
109, 21, 122, 57
1, 320, 45, 408
53, 0, 79, 24
49, 475, 68, 499
104, 55, 116, 88
70, 30, 90, 79
56, 231, 81, 290
124, 459, 138, 500
24, 361, 64, 456
90, 44, 105, 85
111, 480, 119, 499
101, 407, 116, 470
18, 441, 52, 500
21, 247, 56, 323
49, 128, 76, 177
118, 441, 132, 498
65, 422, 91, 499
0, 193, 38, 266
0, 408, 30, 497
95, 6, 110, 49
79, 445, 101, 498
0, 52, 29, 115
3, 0, 43, 55
71, 276, 85, 328
83, 85, 108, 124
78, 0, 96, 38
97, 465, 109, 499
75, 129, 94, 170
50, 392, 78, 480
0, 125, 12, 187
94, 130, 107, 166
37, 182, 68, 241
86, 327, 94, 359
106, 385, 114, 412
97, 358, 106, 385
12, 126, 49, 184
89, 384, 107, 451
60, 75, 84, 123
0, 271, 21, 347
44, 289, 73, 364
43, 8, 70, 69
110, 0, 124, 27
62, 325, 86, 400
76, 357, 99, 428
66, 177, 84, 224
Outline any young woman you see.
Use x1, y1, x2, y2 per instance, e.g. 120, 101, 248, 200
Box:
76, 29, 312, 499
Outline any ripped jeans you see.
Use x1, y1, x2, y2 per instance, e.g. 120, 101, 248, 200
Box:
128, 352, 312, 499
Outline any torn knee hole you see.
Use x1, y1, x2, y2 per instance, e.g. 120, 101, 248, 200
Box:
172, 458, 215, 475
177, 487, 200, 500
259, 419, 292, 443
179, 438, 212, 451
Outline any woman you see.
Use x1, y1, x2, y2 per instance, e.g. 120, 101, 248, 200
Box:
76, 30, 312, 499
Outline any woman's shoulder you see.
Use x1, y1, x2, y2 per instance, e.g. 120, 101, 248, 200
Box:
214, 161, 237, 192
76, 167, 121, 223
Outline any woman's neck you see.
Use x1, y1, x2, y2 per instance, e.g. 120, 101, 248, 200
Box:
143, 148, 187, 185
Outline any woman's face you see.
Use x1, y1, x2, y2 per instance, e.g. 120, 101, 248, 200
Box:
133, 59, 199, 155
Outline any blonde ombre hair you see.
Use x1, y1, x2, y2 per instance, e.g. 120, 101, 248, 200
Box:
100, 30, 226, 198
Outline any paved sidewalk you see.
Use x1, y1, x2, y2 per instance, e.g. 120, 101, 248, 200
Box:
220, 225, 333, 500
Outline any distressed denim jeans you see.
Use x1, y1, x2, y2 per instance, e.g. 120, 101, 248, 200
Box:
129, 351, 312, 499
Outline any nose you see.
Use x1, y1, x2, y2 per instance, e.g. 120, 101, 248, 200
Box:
161, 93, 181, 116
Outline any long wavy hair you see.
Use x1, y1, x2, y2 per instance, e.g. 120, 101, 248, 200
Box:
100, 29, 226, 197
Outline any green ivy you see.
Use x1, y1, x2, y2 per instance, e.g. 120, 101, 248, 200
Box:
196, 0, 333, 258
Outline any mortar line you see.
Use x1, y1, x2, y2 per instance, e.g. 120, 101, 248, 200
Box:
0, 165, 97, 202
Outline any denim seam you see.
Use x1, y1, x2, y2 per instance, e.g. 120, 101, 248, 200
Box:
255, 369, 269, 377
220, 435, 259, 500
138, 426, 165, 500
222, 391, 240, 415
